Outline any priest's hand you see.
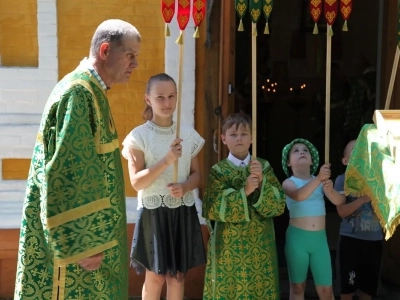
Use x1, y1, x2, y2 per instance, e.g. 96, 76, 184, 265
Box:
78, 252, 104, 271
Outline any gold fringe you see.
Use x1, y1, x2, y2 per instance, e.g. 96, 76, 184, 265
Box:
175, 30, 183, 45
345, 166, 400, 240
238, 18, 244, 31
264, 22, 269, 34
165, 23, 170, 37
327, 25, 333, 36
342, 20, 348, 31
313, 23, 318, 34
193, 26, 200, 38
252, 23, 257, 36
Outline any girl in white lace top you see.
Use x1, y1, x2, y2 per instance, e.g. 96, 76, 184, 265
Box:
121, 73, 205, 299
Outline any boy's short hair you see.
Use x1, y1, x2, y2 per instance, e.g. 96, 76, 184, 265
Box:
343, 139, 357, 157
221, 113, 252, 135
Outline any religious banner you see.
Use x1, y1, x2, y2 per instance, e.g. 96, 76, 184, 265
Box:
263, 0, 273, 34
324, 0, 338, 36
249, 0, 262, 35
345, 124, 400, 240
310, 0, 322, 34
176, 0, 191, 44
161, 0, 176, 37
340, 0, 352, 31
235, 0, 248, 31
192, 0, 206, 38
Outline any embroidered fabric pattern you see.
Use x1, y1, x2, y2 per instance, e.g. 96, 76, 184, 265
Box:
122, 121, 205, 209
141, 192, 195, 209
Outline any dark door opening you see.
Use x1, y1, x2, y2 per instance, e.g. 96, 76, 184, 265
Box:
231, 0, 380, 273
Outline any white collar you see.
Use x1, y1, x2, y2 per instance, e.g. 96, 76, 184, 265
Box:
80, 58, 108, 91
228, 152, 250, 167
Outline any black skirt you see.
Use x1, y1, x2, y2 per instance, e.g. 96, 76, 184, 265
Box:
130, 205, 206, 279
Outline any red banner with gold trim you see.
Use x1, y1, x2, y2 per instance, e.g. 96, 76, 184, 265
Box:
177, 0, 191, 30
176, 0, 191, 44
310, 0, 322, 34
192, 0, 206, 38
340, 0, 352, 31
161, 0, 175, 37
324, 0, 338, 36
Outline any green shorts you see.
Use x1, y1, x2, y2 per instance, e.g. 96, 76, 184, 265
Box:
285, 224, 332, 286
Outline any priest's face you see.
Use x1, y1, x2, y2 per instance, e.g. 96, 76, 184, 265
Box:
104, 36, 140, 85
221, 123, 252, 160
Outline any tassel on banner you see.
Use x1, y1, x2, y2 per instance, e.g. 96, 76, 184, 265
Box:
161, 0, 175, 38
235, 0, 248, 31
264, 21, 269, 34
263, 0, 273, 34
238, 18, 244, 31
252, 23, 257, 36
310, 0, 322, 35
192, 0, 206, 38
327, 25, 334, 36
342, 19, 348, 31
340, 0, 352, 32
193, 26, 200, 38
165, 23, 171, 37
313, 23, 319, 34
175, 30, 184, 44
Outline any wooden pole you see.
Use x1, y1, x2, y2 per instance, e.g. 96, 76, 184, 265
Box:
325, 26, 332, 164
173, 32, 184, 183
384, 46, 400, 109
252, 22, 257, 158
217, 0, 225, 162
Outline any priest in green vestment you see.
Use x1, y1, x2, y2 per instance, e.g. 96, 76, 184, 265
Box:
14, 19, 141, 300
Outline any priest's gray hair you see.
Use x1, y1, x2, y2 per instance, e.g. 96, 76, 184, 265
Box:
89, 19, 141, 57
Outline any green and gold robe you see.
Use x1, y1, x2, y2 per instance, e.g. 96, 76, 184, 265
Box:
202, 158, 285, 300
14, 62, 128, 299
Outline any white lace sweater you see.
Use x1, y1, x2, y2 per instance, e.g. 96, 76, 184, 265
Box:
122, 121, 205, 209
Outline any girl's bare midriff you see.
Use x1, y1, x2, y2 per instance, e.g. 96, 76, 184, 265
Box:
290, 215, 326, 231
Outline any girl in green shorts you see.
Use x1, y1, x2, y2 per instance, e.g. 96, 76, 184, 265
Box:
281, 138, 343, 300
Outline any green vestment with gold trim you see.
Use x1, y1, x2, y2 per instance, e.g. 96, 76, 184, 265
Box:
14, 64, 128, 300
202, 158, 285, 300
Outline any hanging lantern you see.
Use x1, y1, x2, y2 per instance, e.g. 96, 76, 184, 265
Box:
176, 0, 191, 44
310, 0, 322, 34
250, 0, 262, 36
324, 0, 338, 36
192, 0, 206, 38
161, 0, 176, 37
263, 0, 273, 34
235, 0, 248, 31
340, 0, 352, 31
